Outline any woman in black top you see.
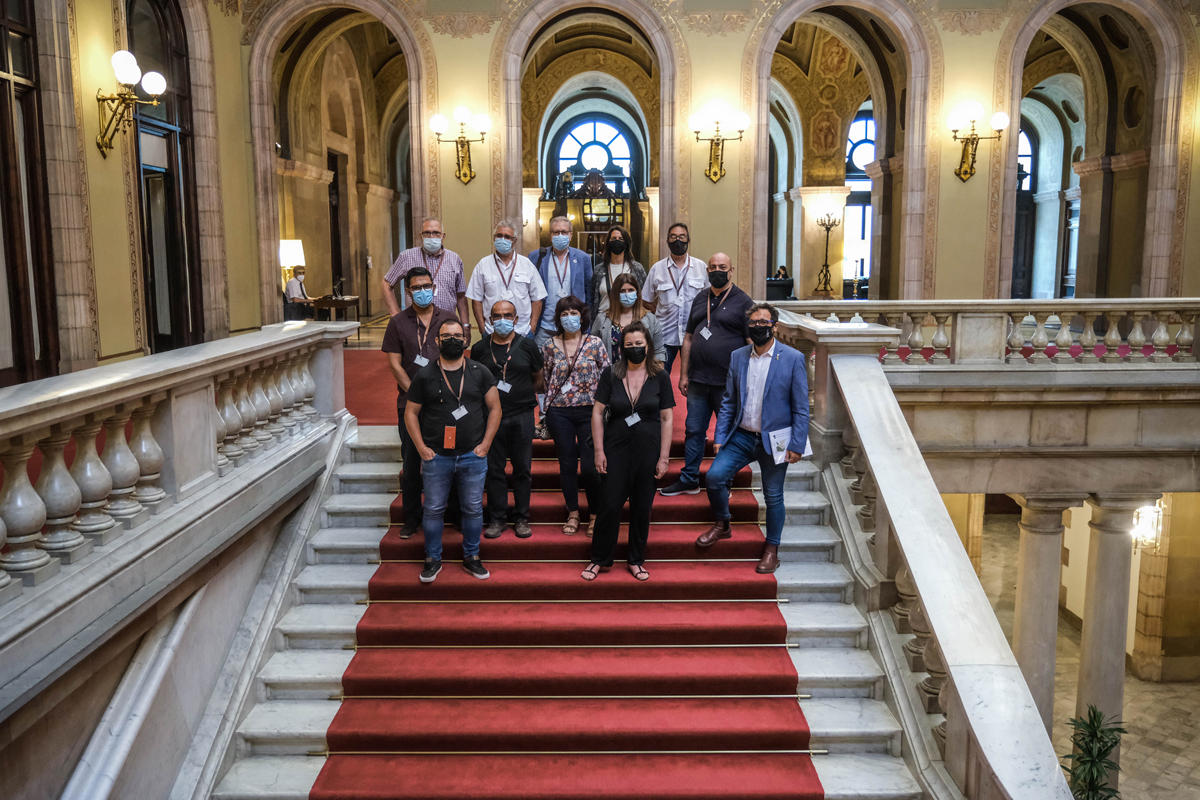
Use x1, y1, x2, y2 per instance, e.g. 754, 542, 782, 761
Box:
584, 321, 675, 581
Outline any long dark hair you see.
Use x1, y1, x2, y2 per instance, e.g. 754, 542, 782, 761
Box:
600, 225, 636, 272
611, 320, 662, 379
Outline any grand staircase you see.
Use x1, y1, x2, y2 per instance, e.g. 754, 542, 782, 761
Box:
213, 424, 921, 799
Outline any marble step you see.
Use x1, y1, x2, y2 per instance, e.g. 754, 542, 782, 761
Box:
750, 459, 819, 493
321, 493, 396, 528
348, 427, 403, 463
333, 462, 400, 494
791, 649, 884, 698
259, 650, 355, 699
778, 524, 840, 562
277, 603, 366, 649
783, 490, 830, 526
781, 603, 868, 649
310, 528, 386, 564
213, 753, 921, 800
294, 564, 376, 605
774, 561, 853, 603
236, 697, 901, 757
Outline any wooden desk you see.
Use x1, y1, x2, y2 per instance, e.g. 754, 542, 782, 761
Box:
312, 296, 360, 322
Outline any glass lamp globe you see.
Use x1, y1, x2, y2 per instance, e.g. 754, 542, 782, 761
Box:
990, 111, 1011, 132
732, 111, 750, 131
472, 113, 491, 134
453, 106, 472, 125
111, 50, 142, 86
141, 71, 167, 97
958, 100, 984, 128
429, 114, 449, 135
688, 114, 704, 133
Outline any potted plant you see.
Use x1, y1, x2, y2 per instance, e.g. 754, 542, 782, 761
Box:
1062, 704, 1126, 799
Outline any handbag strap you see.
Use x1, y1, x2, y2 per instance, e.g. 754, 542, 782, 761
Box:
544, 335, 590, 408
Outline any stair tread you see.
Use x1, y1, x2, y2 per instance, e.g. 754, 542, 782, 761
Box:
323, 493, 400, 512
310, 528, 388, 551
801, 698, 901, 737
779, 602, 867, 633
239, 700, 338, 739
774, 561, 853, 589
278, 603, 367, 634
213, 756, 323, 799
259, 650, 354, 684
335, 462, 402, 478
790, 648, 883, 682
295, 564, 379, 590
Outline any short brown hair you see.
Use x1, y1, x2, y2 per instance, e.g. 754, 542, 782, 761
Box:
552, 295, 591, 338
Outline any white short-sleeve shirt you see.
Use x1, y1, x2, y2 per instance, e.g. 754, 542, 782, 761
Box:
466, 253, 548, 335
642, 255, 707, 346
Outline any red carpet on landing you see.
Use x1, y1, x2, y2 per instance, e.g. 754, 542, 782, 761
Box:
312, 356, 823, 799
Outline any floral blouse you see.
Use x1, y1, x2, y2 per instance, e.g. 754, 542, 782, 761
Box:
542, 334, 610, 407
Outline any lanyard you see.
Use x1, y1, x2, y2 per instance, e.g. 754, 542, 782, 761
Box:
545, 335, 589, 406
439, 361, 465, 405
490, 339, 512, 383
706, 286, 731, 328
421, 249, 445, 283
494, 254, 516, 291
552, 251, 570, 289
415, 311, 433, 355
669, 260, 690, 295
622, 372, 646, 411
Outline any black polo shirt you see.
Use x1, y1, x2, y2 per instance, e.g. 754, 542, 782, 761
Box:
406, 358, 496, 456
684, 283, 753, 386
380, 306, 459, 409
470, 334, 543, 417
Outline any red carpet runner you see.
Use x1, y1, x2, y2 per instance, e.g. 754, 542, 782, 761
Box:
312, 362, 823, 799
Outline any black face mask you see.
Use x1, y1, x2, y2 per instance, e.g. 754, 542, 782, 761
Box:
624, 346, 647, 365
439, 338, 465, 359
607, 239, 627, 256
668, 240, 689, 256
749, 326, 774, 346
708, 270, 730, 288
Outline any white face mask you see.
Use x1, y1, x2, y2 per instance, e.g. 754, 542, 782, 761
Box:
296, 274, 305, 282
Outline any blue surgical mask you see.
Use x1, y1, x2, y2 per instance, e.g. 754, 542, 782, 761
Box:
492, 318, 515, 336
494, 238, 513, 256
422, 237, 442, 254
551, 234, 570, 251
412, 287, 434, 308
561, 315, 581, 333
619, 291, 637, 308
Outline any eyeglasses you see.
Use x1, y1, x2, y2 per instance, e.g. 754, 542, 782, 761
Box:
410, 283, 434, 292
667, 235, 688, 243
494, 233, 517, 241
439, 334, 466, 342
421, 230, 445, 238
749, 322, 774, 329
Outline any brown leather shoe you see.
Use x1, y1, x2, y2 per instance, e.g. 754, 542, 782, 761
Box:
756, 545, 780, 574
696, 520, 732, 548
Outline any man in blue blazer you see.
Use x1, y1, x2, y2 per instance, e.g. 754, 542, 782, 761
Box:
530, 215, 593, 348
697, 302, 809, 573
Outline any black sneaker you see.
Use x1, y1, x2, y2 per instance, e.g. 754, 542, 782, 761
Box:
484, 521, 506, 539
419, 559, 442, 583
399, 522, 421, 540
462, 556, 490, 579
659, 479, 701, 496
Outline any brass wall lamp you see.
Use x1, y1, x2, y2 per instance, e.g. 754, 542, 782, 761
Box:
96, 50, 166, 158
431, 106, 491, 185
948, 101, 1010, 182
690, 106, 750, 183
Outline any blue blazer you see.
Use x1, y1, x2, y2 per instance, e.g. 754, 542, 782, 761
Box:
530, 246, 594, 312
714, 341, 810, 456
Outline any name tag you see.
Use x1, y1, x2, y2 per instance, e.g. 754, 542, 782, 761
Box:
433, 286, 439, 297
673, 295, 685, 308
502, 289, 515, 301
625, 412, 641, 427
700, 326, 712, 340
414, 354, 430, 367
452, 405, 468, 420
562, 382, 574, 393
515, 273, 531, 284
497, 381, 512, 393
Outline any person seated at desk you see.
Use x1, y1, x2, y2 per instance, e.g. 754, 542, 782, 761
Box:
284, 267, 314, 320
774, 266, 789, 280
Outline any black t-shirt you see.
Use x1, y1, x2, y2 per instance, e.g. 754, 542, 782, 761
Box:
406, 359, 496, 456
595, 367, 676, 449
684, 284, 753, 386
470, 334, 544, 417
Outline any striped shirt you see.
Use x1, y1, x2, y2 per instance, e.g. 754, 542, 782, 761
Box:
383, 246, 466, 314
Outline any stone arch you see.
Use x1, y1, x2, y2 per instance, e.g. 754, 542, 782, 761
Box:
743, 0, 940, 299
989, 0, 1196, 298
770, 78, 805, 190
245, 0, 436, 325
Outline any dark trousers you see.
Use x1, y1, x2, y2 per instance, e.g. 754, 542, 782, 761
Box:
680, 381, 727, 485
663, 344, 681, 376
545, 406, 598, 519
487, 410, 535, 524
397, 409, 423, 527
591, 440, 657, 566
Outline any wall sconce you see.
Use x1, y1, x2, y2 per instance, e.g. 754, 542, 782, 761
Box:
1131, 500, 1164, 554
430, 106, 490, 185
810, 202, 844, 299
96, 50, 166, 158
690, 107, 749, 183
947, 101, 1009, 182
279, 238, 305, 289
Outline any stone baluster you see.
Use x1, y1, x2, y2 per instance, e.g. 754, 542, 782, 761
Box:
234, 370, 261, 456
1148, 311, 1173, 364
856, 470, 877, 532
840, 426, 859, 480
934, 678, 951, 757
70, 414, 117, 544
275, 357, 300, 434
0, 514, 15, 604
1174, 313, 1196, 363
903, 600, 932, 673
1052, 312, 1078, 365
1125, 311, 1148, 363
35, 424, 92, 564
928, 312, 951, 364
890, 563, 916, 633
263, 362, 287, 439
1078, 310, 1100, 364
1005, 312, 1027, 365
249, 365, 275, 446
904, 311, 925, 364
1100, 311, 1124, 364
213, 382, 230, 476
301, 349, 318, 419
0, 436, 58, 584
848, 444, 867, 505
286, 356, 309, 427
1028, 311, 1051, 363
918, 635, 947, 713
881, 313, 905, 365
825, 312, 840, 323
130, 397, 169, 513
217, 374, 245, 466
101, 409, 148, 528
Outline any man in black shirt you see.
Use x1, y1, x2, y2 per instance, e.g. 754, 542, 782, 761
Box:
405, 319, 502, 582
660, 252, 753, 496
471, 300, 545, 538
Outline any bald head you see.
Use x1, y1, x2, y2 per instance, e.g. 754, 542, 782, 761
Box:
708, 253, 732, 271
489, 300, 516, 320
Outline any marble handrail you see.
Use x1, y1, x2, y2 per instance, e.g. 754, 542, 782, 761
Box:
830, 353, 1072, 799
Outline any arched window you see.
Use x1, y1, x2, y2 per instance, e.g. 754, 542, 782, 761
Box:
843, 108, 875, 292
0, 0, 56, 386
1017, 127, 1037, 192
554, 118, 636, 195
129, 0, 202, 353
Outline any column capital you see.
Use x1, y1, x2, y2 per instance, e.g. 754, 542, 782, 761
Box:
1011, 493, 1088, 512
1088, 493, 1161, 531
1012, 494, 1088, 535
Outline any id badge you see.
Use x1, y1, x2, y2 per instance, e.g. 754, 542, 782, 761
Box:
700, 326, 712, 340
502, 289, 515, 301
625, 412, 641, 427
498, 380, 512, 393
414, 354, 430, 367
433, 286, 439, 297
562, 382, 574, 393
452, 405, 469, 420
673, 295, 685, 308
443, 426, 456, 449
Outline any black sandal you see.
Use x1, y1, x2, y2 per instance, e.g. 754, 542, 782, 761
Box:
628, 563, 649, 581
581, 563, 603, 581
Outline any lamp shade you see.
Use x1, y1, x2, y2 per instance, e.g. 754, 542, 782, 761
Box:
141, 71, 166, 97
429, 114, 448, 135
111, 50, 141, 86
279, 239, 306, 268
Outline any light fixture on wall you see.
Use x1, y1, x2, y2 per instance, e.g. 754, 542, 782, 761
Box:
810, 200, 845, 299
430, 106, 491, 185
690, 104, 750, 183
947, 101, 1009, 182
279, 239, 306, 290
1131, 500, 1164, 554
96, 50, 167, 158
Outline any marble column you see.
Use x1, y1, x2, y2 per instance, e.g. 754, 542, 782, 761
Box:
1012, 494, 1086, 732
1077, 493, 1160, 784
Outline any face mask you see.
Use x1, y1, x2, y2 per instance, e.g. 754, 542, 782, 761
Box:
619, 291, 638, 308
422, 237, 443, 254
708, 270, 730, 289
668, 240, 689, 257
561, 315, 581, 333
439, 337, 465, 359
492, 318, 515, 336
296, 274, 305, 282
607, 239, 627, 256
412, 287, 434, 308
624, 346, 647, 365
749, 326, 774, 347
551, 234, 570, 251
494, 238, 513, 256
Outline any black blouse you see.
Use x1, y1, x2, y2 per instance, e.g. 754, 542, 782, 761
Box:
594, 367, 676, 447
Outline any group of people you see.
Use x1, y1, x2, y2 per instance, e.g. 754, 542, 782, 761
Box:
380, 216, 810, 583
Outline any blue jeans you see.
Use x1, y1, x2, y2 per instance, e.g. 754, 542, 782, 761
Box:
420, 451, 487, 560
663, 344, 681, 376
707, 427, 788, 546
680, 381, 726, 486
